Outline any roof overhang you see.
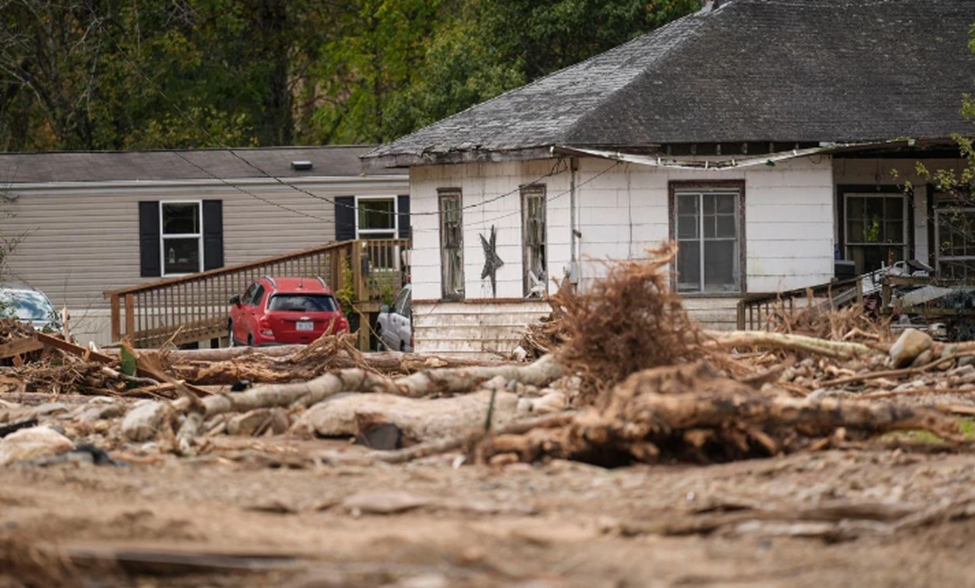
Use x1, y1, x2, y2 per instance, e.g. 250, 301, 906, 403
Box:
361, 146, 558, 170
554, 138, 965, 169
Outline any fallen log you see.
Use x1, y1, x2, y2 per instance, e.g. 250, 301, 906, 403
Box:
160, 350, 511, 385
476, 361, 964, 465
704, 331, 880, 360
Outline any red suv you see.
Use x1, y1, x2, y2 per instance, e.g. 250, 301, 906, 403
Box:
229, 276, 349, 346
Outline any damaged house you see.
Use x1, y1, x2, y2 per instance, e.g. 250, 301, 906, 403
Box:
363, 0, 975, 355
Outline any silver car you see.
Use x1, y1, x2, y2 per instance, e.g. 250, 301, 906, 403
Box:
376, 285, 412, 352
0, 286, 61, 332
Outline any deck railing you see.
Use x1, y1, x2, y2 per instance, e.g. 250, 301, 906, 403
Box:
104, 239, 409, 348
736, 276, 867, 331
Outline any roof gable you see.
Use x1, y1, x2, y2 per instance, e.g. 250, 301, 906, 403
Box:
366, 0, 975, 166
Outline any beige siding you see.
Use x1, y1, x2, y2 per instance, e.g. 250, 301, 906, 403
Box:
0, 177, 406, 344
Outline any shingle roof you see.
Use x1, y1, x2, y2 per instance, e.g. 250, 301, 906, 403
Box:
366, 0, 975, 167
0, 146, 402, 184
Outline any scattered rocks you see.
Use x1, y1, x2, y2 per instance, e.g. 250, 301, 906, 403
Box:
0, 426, 75, 466
121, 400, 171, 442
889, 329, 933, 369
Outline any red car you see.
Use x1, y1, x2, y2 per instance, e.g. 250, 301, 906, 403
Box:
229, 276, 349, 346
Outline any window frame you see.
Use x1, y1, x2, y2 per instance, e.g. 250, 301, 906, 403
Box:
438, 188, 465, 301
668, 181, 746, 295
934, 205, 975, 279
159, 200, 203, 277
521, 184, 547, 298
354, 195, 398, 240
842, 192, 908, 274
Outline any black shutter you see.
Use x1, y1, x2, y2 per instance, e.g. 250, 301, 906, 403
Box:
397, 195, 410, 240
139, 201, 161, 278
202, 200, 224, 271
335, 196, 356, 241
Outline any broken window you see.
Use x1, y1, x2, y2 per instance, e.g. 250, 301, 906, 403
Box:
845, 195, 906, 274
675, 190, 741, 293
522, 185, 547, 298
161, 202, 202, 275
935, 207, 975, 279
439, 190, 464, 300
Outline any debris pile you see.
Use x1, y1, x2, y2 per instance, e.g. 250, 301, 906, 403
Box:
0, 242, 973, 474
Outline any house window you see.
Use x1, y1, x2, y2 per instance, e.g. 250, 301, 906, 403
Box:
356, 196, 397, 239
522, 185, 547, 298
844, 194, 906, 274
439, 189, 464, 300
161, 202, 202, 275
935, 207, 975, 280
675, 189, 741, 293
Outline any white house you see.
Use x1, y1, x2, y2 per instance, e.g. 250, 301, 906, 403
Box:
363, 0, 975, 355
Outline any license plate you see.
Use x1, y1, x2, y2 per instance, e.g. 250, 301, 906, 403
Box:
296, 321, 314, 331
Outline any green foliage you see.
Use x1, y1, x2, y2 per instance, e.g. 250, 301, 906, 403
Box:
0, 0, 698, 150
120, 345, 138, 377
335, 256, 357, 318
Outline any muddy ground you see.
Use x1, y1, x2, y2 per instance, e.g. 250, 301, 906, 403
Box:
2, 431, 974, 587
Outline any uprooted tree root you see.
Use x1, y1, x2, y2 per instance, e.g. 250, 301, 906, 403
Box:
554, 243, 703, 404
474, 362, 964, 467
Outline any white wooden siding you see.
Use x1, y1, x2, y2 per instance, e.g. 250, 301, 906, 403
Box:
0, 176, 407, 345
413, 300, 551, 356
408, 155, 834, 351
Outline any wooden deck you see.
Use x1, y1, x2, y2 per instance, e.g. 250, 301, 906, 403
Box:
104, 239, 409, 349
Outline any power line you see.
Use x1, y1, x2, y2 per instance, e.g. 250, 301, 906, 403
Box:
114, 40, 566, 220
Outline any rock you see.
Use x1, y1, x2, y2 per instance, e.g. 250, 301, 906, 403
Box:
356, 422, 403, 450
517, 392, 568, 415
511, 346, 528, 361
483, 375, 508, 390
0, 426, 75, 466
889, 329, 933, 369
948, 364, 975, 378
293, 390, 519, 442
342, 491, 432, 515
911, 350, 934, 368
960, 355, 975, 368
121, 401, 170, 442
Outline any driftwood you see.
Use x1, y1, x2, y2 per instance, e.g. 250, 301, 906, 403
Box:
475, 361, 963, 466
162, 350, 510, 385
704, 330, 880, 359
169, 355, 566, 453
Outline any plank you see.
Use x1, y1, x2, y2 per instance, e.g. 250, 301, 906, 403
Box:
0, 337, 44, 360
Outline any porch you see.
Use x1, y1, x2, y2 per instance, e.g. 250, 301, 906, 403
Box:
104, 239, 409, 349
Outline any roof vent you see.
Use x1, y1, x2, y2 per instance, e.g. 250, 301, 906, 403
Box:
291, 160, 313, 171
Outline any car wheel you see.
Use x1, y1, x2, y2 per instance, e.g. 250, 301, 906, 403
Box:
228, 320, 236, 347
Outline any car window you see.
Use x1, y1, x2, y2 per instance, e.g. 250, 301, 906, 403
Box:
251, 285, 266, 307
400, 295, 411, 317
267, 294, 338, 312
242, 283, 257, 305
392, 288, 409, 315
0, 290, 56, 321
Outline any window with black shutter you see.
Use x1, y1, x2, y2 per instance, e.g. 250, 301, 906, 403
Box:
139, 200, 224, 277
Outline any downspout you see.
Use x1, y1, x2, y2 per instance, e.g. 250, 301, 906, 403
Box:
569, 157, 579, 284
